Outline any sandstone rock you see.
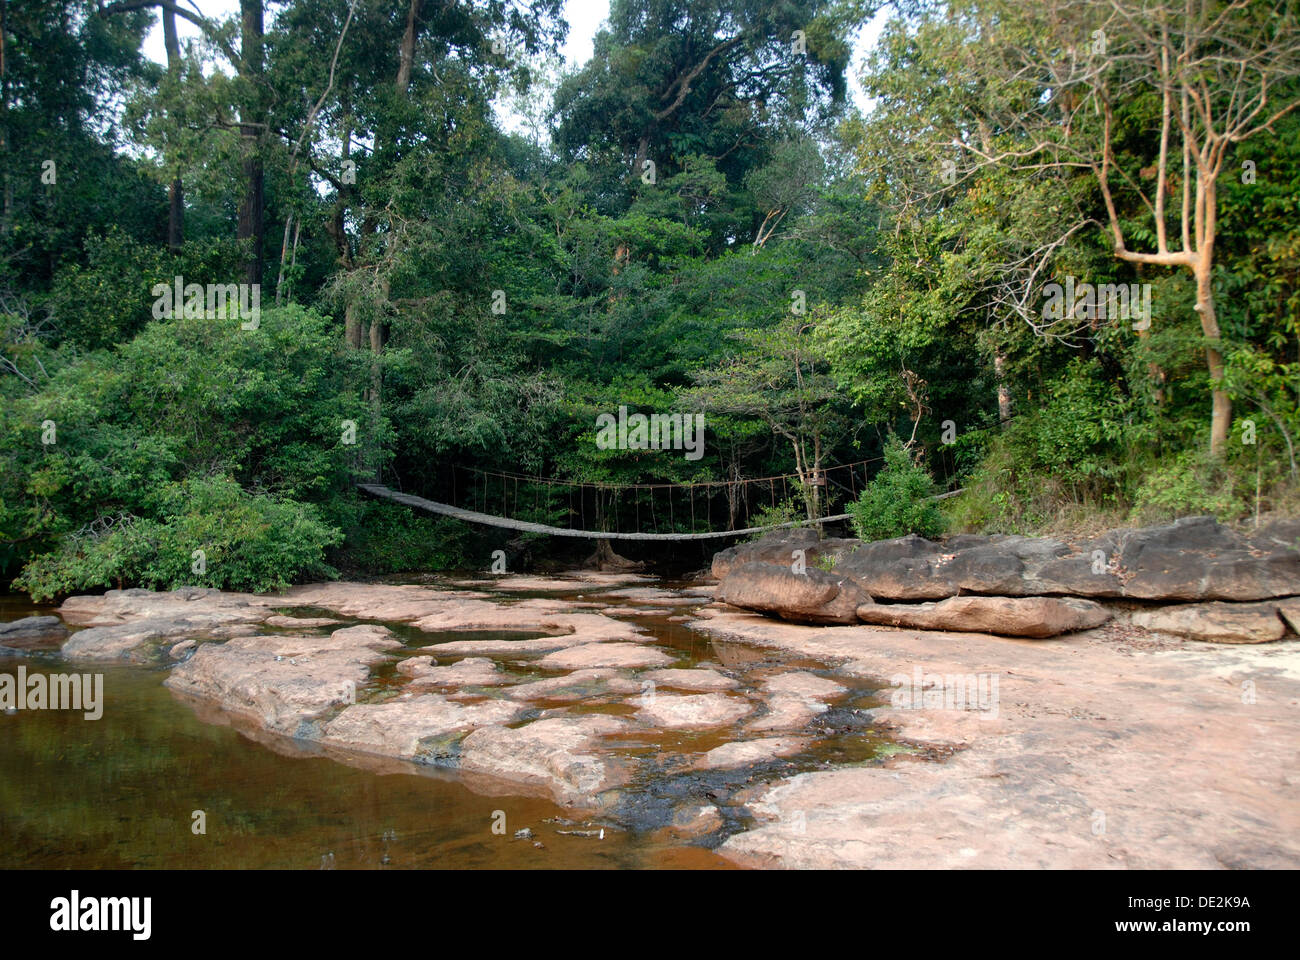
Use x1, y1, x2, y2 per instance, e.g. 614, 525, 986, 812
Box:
535, 641, 674, 671
0, 616, 68, 648
747, 696, 827, 732
856, 595, 1111, 638
716, 563, 871, 625
63, 618, 201, 661
398, 656, 508, 687
1131, 601, 1288, 644
639, 667, 738, 691
695, 737, 809, 770
264, 615, 340, 628
711, 529, 857, 580
321, 694, 522, 759
664, 803, 724, 837
734, 516, 1300, 604
459, 715, 632, 806
759, 671, 847, 701
163, 624, 401, 734
1277, 599, 1300, 635
504, 669, 641, 701
634, 692, 752, 729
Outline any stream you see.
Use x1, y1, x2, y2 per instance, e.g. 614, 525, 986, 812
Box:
0, 579, 904, 869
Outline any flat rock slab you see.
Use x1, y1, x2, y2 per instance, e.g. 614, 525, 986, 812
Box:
695, 737, 810, 770
264, 615, 341, 628
857, 596, 1111, 638
759, 671, 847, 701
746, 696, 828, 732
504, 669, 642, 701
1131, 601, 1290, 644
639, 668, 738, 691
322, 694, 523, 759
459, 715, 632, 807
691, 604, 1300, 869
398, 656, 508, 686
535, 642, 674, 671
634, 692, 753, 729
164, 625, 402, 735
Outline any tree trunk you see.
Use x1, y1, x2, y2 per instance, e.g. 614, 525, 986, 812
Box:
994, 352, 1012, 424
163, 8, 183, 252
237, 0, 265, 288
396, 0, 423, 92
1196, 258, 1230, 456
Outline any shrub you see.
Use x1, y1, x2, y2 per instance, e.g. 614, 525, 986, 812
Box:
849, 436, 945, 541
13, 476, 341, 601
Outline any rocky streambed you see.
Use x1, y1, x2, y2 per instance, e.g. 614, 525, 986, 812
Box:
3, 514, 1299, 869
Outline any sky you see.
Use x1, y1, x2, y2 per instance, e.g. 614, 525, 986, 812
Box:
142, 0, 888, 117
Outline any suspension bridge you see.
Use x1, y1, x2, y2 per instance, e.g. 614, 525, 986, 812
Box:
357, 459, 906, 541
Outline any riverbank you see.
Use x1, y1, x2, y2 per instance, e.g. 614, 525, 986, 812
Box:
4, 553, 1298, 868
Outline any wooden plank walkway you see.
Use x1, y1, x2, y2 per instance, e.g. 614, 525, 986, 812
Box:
357, 483, 853, 541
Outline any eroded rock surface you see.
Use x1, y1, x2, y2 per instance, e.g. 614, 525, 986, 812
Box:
856, 596, 1111, 638
716, 563, 870, 625
322, 694, 523, 759
1130, 601, 1291, 644
163, 624, 401, 735
459, 715, 633, 806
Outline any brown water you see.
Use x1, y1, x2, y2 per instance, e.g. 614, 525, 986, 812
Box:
0, 581, 899, 870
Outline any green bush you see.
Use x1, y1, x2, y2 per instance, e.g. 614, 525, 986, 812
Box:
13, 476, 341, 601
849, 436, 945, 541
1128, 451, 1248, 524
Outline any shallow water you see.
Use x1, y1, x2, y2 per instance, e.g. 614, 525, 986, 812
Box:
0, 580, 899, 869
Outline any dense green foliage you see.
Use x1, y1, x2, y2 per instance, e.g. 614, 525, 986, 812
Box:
848, 436, 945, 541
2, 0, 1298, 598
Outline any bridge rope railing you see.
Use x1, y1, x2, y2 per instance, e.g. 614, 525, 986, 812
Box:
439, 458, 888, 538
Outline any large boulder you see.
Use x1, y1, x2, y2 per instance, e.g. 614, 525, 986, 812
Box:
739, 516, 1300, 604
1130, 600, 1293, 644
0, 616, 68, 648
711, 529, 857, 580
715, 562, 872, 625
855, 596, 1112, 639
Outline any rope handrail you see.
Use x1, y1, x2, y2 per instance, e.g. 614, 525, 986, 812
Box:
453, 457, 885, 492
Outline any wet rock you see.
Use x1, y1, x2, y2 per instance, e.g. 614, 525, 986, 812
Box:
716, 563, 871, 625
399, 656, 508, 687
759, 671, 847, 701
1131, 601, 1288, 644
459, 715, 632, 807
747, 697, 828, 732
504, 669, 641, 701
664, 803, 724, 837
711, 529, 857, 580
164, 624, 401, 735
856, 596, 1111, 639
639, 667, 738, 691
695, 737, 809, 770
536, 642, 674, 671
59, 587, 272, 628
321, 694, 523, 759
63, 618, 202, 661
0, 615, 68, 648
634, 692, 752, 729
265, 615, 340, 628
